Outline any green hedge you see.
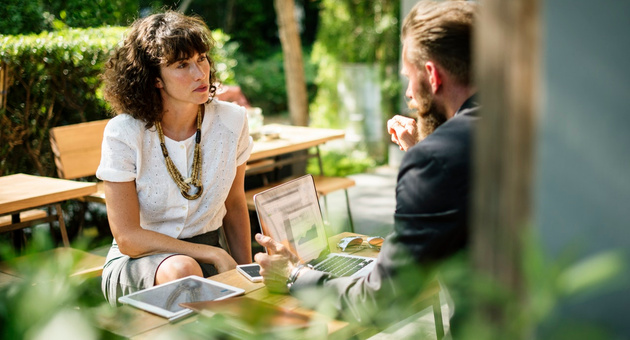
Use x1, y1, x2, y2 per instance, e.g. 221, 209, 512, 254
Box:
0, 27, 235, 177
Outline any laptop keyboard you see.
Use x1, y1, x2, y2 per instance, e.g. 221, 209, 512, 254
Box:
311, 255, 374, 277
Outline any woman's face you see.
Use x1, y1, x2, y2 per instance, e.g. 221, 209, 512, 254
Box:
156, 52, 210, 109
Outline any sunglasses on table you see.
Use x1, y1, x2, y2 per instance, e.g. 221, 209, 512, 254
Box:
336, 236, 385, 252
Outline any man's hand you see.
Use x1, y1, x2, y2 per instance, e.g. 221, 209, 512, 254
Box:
253, 233, 300, 293
387, 115, 419, 151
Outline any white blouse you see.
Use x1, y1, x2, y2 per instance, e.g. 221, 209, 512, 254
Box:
96, 100, 253, 240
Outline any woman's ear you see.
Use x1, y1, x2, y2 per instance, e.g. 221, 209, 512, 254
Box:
424, 61, 442, 94
155, 78, 163, 89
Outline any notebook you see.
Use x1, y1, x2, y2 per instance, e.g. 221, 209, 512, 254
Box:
253, 175, 375, 278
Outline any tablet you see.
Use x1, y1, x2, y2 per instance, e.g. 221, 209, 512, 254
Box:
118, 275, 245, 322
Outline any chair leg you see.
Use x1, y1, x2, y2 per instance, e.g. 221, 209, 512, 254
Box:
54, 204, 70, 247
11, 214, 26, 252
344, 189, 354, 233
432, 294, 445, 340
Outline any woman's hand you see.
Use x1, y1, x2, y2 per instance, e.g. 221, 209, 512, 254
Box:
211, 248, 238, 273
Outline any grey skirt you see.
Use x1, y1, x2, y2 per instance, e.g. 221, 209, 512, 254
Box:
101, 229, 224, 306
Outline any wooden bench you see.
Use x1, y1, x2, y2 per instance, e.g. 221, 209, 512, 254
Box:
49, 119, 110, 204
0, 209, 48, 229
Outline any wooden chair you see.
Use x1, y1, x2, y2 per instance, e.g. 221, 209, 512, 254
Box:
32, 120, 108, 277
49, 119, 110, 204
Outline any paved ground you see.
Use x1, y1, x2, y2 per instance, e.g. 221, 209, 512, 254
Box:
322, 165, 399, 237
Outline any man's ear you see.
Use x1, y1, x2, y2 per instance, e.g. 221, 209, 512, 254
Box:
155, 78, 163, 89
424, 61, 442, 94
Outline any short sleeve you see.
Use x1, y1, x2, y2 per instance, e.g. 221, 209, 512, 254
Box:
236, 110, 253, 165
96, 116, 139, 182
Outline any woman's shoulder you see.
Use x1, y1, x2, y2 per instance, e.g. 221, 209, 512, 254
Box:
207, 99, 247, 132
209, 98, 246, 116
104, 114, 148, 140
106, 114, 145, 129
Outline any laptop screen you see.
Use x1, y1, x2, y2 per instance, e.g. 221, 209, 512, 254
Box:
253, 175, 329, 262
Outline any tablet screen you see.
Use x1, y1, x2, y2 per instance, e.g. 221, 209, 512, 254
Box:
118, 276, 244, 320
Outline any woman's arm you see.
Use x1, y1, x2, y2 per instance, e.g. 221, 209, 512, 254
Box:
222, 162, 252, 264
103, 180, 237, 272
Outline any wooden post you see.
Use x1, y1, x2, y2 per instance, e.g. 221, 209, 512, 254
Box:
273, 0, 309, 126
472, 0, 540, 337
0, 62, 7, 109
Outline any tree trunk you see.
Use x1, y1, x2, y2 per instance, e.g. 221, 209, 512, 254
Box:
472, 0, 540, 337
273, 0, 309, 126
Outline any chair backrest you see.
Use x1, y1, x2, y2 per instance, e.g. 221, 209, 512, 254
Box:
49, 119, 109, 180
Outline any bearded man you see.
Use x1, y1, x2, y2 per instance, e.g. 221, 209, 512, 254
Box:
255, 0, 478, 328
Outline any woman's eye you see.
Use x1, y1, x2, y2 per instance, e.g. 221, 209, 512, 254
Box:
198, 55, 207, 62
177, 62, 187, 69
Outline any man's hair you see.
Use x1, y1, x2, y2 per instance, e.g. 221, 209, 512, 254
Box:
402, 0, 476, 86
102, 11, 218, 127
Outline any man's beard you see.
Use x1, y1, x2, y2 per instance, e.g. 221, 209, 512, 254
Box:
409, 81, 447, 140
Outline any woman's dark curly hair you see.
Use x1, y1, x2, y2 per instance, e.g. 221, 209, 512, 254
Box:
102, 11, 218, 128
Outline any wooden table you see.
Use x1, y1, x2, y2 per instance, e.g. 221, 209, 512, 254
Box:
0, 173, 97, 247
97, 232, 374, 339
248, 124, 345, 163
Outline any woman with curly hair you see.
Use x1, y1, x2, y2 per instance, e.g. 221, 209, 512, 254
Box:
96, 10, 253, 305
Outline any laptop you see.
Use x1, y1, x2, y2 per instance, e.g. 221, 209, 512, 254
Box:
253, 175, 375, 278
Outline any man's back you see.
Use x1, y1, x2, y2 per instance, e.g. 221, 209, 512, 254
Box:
394, 96, 479, 264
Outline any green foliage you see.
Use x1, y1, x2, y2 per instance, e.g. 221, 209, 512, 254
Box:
315, 0, 398, 64
234, 47, 318, 117
234, 50, 288, 116
0, 27, 125, 176
210, 30, 238, 84
0, 230, 120, 339
0, 26, 237, 177
309, 0, 401, 164
307, 148, 376, 177
44, 0, 139, 29
188, 0, 281, 60
0, 0, 49, 35
0, 0, 139, 35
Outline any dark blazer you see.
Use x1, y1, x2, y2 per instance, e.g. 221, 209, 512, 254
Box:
291, 96, 479, 325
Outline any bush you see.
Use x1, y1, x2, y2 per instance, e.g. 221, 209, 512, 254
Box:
307, 149, 376, 177
234, 47, 318, 118
0, 27, 124, 176
45, 0, 138, 29
0, 0, 48, 35
0, 0, 139, 35
0, 27, 236, 177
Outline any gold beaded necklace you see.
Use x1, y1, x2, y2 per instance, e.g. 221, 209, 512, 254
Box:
155, 105, 203, 200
